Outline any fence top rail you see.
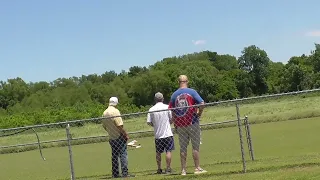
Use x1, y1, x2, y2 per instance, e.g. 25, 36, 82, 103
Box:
1, 88, 319, 132
0, 119, 242, 149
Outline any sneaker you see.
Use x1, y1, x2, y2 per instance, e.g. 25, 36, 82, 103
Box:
156, 169, 163, 174
181, 169, 187, 176
194, 168, 207, 174
165, 168, 172, 174
122, 174, 135, 178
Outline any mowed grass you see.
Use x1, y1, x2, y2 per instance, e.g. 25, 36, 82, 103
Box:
1, 117, 319, 180
1, 93, 320, 152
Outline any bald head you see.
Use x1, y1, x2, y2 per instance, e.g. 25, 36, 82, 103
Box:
178, 75, 189, 88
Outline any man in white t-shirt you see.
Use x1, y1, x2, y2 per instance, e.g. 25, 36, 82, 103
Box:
147, 92, 175, 174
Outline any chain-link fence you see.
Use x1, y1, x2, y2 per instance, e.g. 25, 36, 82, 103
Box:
1, 88, 320, 179
57, 102, 251, 179
0, 104, 251, 179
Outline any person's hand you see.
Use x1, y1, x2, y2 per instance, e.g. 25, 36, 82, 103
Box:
124, 134, 129, 141
196, 112, 201, 119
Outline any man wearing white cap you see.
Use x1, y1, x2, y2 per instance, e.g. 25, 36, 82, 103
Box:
102, 97, 134, 178
147, 92, 175, 174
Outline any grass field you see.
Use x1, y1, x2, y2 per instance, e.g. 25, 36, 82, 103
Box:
1, 93, 320, 154
1, 117, 320, 180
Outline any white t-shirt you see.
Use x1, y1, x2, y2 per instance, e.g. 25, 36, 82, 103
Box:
147, 102, 173, 139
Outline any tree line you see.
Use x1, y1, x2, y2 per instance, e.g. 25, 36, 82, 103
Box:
1, 44, 320, 128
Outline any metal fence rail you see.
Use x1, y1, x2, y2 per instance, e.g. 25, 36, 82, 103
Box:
1, 88, 320, 132
0, 119, 240, 149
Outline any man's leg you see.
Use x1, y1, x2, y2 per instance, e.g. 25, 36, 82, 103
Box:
109, 139, 120, 178
177, 127, 189, 175
119, 137, 129, 177
190, 123, 207, 174
192, 149, 200, 169
165, 151, 172, 170
165, 136, 174, 173
156, 152, 162, 172
155, 138, 164, 174
200, 127, 202, 144
190, 125, 200, 169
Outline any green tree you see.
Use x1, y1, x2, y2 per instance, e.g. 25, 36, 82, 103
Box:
310, 43, 320, 72
212, 54, 238, 71
238, 45, 270, 95
267, 62, 285, 93
1, 45, 320, 128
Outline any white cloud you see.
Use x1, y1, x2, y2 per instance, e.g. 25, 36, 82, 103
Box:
305, 30, 320, 37
192, 40, 206, 45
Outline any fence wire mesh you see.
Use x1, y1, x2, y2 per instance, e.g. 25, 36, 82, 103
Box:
1, 88, 320, 179
62, 101, 247, 179
146, 101, 205, 176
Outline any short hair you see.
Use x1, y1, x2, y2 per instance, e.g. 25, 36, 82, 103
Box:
154, 92, 164, 101
178, 75, 188, 83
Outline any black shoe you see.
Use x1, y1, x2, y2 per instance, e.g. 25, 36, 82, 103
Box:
156, 169, 163, 174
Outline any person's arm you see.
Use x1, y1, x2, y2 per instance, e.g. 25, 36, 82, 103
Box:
197, 101, 205, 117
117, 125, 129, 141
192, 90, 205, 117
168, 100, 175, 122
167, 107, 173, 124
147, 109, 153, 127
102, 121, 107, 131
101, 113, 107, 131
168, 100, 177, 130
114, 111, 129, 141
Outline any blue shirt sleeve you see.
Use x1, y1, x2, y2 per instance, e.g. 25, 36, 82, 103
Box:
192, 89, 204, 104
169, 94, 175, 108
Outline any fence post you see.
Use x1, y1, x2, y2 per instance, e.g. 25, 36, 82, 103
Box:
243, 117, 251, 159
66, 124, 75, 180
245, 116, 255, 161
236, 104, 246, 173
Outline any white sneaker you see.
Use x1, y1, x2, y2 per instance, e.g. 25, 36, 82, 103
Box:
181, 169, 187, 176
194, 168, 207, 174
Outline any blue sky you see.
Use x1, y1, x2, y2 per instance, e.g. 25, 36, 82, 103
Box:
1, 0, 319, 83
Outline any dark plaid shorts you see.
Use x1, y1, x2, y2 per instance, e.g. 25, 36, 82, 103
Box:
155, 136, 175, 153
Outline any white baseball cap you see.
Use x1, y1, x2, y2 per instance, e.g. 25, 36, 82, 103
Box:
109, 97, 119, 106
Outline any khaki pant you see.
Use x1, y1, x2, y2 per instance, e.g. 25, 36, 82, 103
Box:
176, 123, 201, 153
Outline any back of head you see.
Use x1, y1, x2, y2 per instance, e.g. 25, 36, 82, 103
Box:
154, 92, 164, 102
178, 75, 189, 88
109, 97, 119, 106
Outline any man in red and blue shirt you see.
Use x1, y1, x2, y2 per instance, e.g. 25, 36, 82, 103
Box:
168, 75, 207, 175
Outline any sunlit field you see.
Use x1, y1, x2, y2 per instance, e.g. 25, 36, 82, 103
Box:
1, 93, 320, 154
1, 93, 320, 179
1, 117, 320, 180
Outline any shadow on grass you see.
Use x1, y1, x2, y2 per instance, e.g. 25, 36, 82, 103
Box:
69, 160, 320, 180
156, 162, 320, 180
66, 159, 253, 179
